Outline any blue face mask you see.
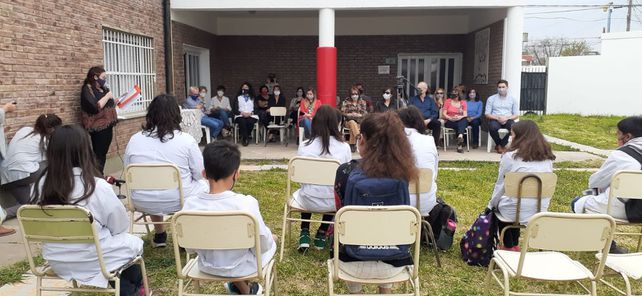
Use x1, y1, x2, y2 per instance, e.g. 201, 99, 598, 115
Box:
190, 94, 199, 100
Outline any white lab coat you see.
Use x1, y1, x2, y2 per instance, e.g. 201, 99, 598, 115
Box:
42, 168, 143, 288
404, 128, 439, 216
0, 108, 7, 157
487, 151, 554, 224
1, 127, 44, 184
574, 137, 642, 220
235, 95, 259, 120
124, 130, 208, 215
291, 137, 352, 212
181, 191, 276, 277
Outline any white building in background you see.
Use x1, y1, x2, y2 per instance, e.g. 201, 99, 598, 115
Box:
547, 31, 642, 116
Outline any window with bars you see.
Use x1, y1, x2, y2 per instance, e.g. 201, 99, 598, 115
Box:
102, 28, 155, 115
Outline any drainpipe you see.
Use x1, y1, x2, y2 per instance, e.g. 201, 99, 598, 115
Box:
163, 0, 174, 94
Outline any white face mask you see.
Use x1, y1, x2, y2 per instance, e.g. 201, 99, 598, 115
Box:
306, 94, 314, 100
351, 95, 359, 100
217, 90, 224, 97
199, 92, 206, 98
383, 93, 392, 100
274, 91, 281, 96
498, 87, 508, 96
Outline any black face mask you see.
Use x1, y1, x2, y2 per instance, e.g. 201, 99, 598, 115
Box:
241, 89, 249, 95
97, 78, 106, 88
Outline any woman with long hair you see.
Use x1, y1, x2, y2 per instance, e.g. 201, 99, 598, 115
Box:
80, 66, 118, 174
466, 87, 483, 148
292, 105, 351, 252
33, 125, 145, 295
341, 85, 368, 152
124, 94, 207, 248
0, 113, 62, 218
486, 120, 555, 251
374, 88, 398, 113
334, 112, 418, 294
234, 82, 259, 146
298, 88, 322, 140
289, 87, 305, 124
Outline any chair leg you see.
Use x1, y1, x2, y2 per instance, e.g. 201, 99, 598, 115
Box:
142, 214, 151, 235
178, 278, 184, 296
443, 131, 447, 152
422, 221, 441, 267
72, 279, 78, 288
140, 259, 150, 296
466, 129, 470, 151
279, 204, 290, 262
636, 227, 642, 252
114, 277, 120, 296
36, 275, 42, 296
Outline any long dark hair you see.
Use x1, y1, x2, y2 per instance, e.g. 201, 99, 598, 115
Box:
23, 114, 63, 153
83, 66, 105, 89
508, 120, 556, 162
398, 106, 426, 134
467, 87, 480, 102
236, 82, 255, 98
359, 112, 418, 182
33, 125, 101, 205
305, 105, 343, 155
142, 94, 182, 143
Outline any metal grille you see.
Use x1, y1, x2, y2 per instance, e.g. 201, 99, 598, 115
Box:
102, 28, 155, 114
398, 54, 462, 97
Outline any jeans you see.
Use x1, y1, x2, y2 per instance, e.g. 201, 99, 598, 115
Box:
300, 117, 312, 139
468, 118, 482, 146
210, 109, 231, 127
444, 119, 468, 136
201, 116, 224, 139
108, 264, 143, 296
90, 126, 113, 175
488, 119, 515, 147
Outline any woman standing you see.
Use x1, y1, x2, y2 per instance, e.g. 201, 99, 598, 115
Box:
466, 88, 483, 148
298, 88, 322, 140
442, 88, 468, 153
80, 66, 118, 174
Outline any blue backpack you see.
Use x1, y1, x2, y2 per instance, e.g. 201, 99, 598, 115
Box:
341, 167, 411, 261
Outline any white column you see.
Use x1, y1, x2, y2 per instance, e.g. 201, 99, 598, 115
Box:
319, 8, 335, 47
503, 6, 524, 104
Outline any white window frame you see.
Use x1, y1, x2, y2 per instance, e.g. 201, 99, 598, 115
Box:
183, 44, 211, 98
102, 27, 155, 117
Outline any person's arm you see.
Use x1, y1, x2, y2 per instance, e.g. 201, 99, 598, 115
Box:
187, 140, 205, 181
588, 151, 640, 190
340, 100, 349, 115
334, 162, 353, 210
510, 97, 520, 120
99, 181, 130, 235
428, 99, 439, 122
250, 198, 275, 253
474, 102, 483, 120
484, 96, 496, 120
80, 85, 102, 115
461, 100, 468, 118
487, 153, 512, 209
442, 99, 451, 121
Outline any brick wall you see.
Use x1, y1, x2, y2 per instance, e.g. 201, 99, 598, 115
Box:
0, 0, 166, 156
171, 21, 218, 101
462, 20, 505, 102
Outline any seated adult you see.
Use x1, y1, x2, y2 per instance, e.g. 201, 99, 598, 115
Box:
374, 88, 398, 113
266, 85, 287, 142
0, 114, 62, 218
433, 88, 445, 110
125, 94, 208, 248
442, 88, 468, 153
0, 102, 16, 237
572, 116, 642, 253
234, 82, 259, 146
298, 88, 322, 140
341, 86, 368, 152
486, 120, 555, 251
466, 88, 483, 149
334, 112, 417, 294
255, 85, 271, 128
398, 107, 439, 216
293, 105, 352, 252
208, 85, 233, 130
485, 79, 519, 154
409, 81, 440, 147
184, 86, 224, 142
289, 87, 305, 125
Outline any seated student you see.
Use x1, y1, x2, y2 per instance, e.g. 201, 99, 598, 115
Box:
33, 125, 145, 295
125, 94, 208, 248
1, 113, 62, 218
485, 79, 519, 154
486, 120, 555, 251
182, 141, 276, 295
442, 88, 469, 153
572, 116, 642, 253
184, 86, 224, 142
334, 112, 418, 294
293, 105, 352, 252
398, 107, 439, 216
409, 82, 440, 147
341, 86, 368, 152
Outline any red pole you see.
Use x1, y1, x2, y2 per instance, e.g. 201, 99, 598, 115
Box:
316, 46, 337, 107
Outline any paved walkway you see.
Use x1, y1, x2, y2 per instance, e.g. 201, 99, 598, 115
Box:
544, 135, 611, 157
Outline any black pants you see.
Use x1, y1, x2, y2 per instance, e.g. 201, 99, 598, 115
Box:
90, 126, 113, 174
444, 119, 468, 137
1, 162, 45, 218
300, 213, 333, 233
468, 118, 482, 146
235, 117, 258, 141
108, 264, 142, 296
497, 220, 520, 248
426, 119, 441, 147
488, 119, 514, 147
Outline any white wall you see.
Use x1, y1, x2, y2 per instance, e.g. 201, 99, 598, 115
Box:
172, 0, 523, 10
547, 31, 642, 116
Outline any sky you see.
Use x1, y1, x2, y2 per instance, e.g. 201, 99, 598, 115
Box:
524, 0, 642, 48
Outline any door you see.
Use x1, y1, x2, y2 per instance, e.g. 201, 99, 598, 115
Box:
397, 54, 462, 97
184, 51, 200, 97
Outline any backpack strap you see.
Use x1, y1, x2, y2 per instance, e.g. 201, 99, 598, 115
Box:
618, 145, 642, 168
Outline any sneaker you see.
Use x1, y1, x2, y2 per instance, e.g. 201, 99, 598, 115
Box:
314, 231, 327, 250
298, 230, 311, 252
151, 232, 167, 248
248, 282, 263, 294
609, 241, 629, 254
138, 285, 152, 296
224, 282, 241, 295
457, 144, 464, 153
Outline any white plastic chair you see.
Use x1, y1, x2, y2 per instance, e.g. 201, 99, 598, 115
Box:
327, 206, 422, 296
234, 118, 261, 144
171, 211, 276, 296
487, 128, 510, 153
441, 125, 470, 152
17, 205, 150, 296
408, 168, 440, 267
263, 107, 289, 147
279, 156, 341, 261
485, 212, 615, 296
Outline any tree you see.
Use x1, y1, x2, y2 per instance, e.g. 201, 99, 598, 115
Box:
560, 40, 591, 56
525, 38, 592, 65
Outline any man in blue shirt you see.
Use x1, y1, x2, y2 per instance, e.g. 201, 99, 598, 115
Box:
409, 81, 440, 146
485, 79, 519, 153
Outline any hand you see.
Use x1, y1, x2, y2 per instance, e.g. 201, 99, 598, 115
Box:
3, 102, 16, 113
467, 117, 472, 122
424, 118, 431, 125
196, 103, 204, 110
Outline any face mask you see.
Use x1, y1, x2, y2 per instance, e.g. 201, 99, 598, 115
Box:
97, 78, 106, 87
498, 88, 507, 95
306, 94, 314, 100
190, 94, 200, 100
383, 93, 392, 100
274, 91, 281, 96
199, 92, 206, 98
217, 90, 224, 97
242, 89, 249, 95
297, 91, 303, 97
351, 95, 359, 100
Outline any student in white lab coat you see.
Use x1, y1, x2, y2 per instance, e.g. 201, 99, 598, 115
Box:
292, 105, 352, 252
32, 125, 145, 295
124, 94, 208, 248
182, 141, 276, 295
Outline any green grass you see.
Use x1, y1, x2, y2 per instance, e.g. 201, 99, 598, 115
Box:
0, 256, 43, 286
2, 168, 638, 295
524, 114, 624, 150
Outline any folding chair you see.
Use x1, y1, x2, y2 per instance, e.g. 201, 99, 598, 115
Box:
234, 117, 262, 144
327, 206, 422, 296
171, 211, 276, 296
125, 163, 183, 234
408, 168, 440, 267
497, 172, 558, 247
279, 156, 341, 261
17, 205, 150, 296
263, 107, 289, 147
441, 126, 470, 152
485, 212, 615, 296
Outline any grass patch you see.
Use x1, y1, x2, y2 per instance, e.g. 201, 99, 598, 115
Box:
555, 159, 605, 169
524, 114, 623, 150
550, 142, 579, 152
4, 168, 639, 295
241, 158, 289, 166
0, 256, 43, 286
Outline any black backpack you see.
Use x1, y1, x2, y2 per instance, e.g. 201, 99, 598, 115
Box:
618, 145, 642, 222
426, 198, 458, 250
